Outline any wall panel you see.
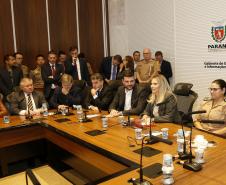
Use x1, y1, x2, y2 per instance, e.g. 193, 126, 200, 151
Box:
14, 0, 49, 69
78, 0, 104, 72
48, 0, 78, 54
0, 0, 14, 66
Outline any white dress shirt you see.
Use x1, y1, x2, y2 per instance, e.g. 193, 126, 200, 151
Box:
124, 89, 133, 111
72, 58, 81, 80
19, 93, 37, 116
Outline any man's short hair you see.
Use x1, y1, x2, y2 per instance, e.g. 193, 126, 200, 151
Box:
3, 54, 13, 63
123, 70, 134, 78
133, 51, 140, 56
113, 55, 122, 63
69, 46, 78, 52
35, 54, 44, 60
58, 50, 66, 56
13, 52, 23, 57
155, 51, 163, 57
48, 50, 57, 56
91, 73, 103, 81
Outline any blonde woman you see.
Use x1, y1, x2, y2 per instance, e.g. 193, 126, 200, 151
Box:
50, 74, 82, 110
194, 79, 226, 136
142, 74, 180, 123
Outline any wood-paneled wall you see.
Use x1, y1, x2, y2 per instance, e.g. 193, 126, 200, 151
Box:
0, 0, 14, 66
0, 0, 107, 71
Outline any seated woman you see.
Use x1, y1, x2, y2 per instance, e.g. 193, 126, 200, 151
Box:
194, 79, 226, 136
50, 74, 82, 111
142, 74, 180, 123
0, 99, 8, 117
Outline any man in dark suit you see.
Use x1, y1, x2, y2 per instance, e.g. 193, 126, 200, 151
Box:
155, 51, 172, 84
109, 70, 150, 116
0, 54, 23, 97
41, 51, 64, 102
84, 73, 114, 111
10, 78, 47, 115
100, 55, 122, 83
64, 46, 90, 82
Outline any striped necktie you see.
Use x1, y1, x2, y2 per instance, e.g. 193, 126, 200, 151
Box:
27, 94, 34, 111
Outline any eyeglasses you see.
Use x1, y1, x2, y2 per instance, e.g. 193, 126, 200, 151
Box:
208, 88, 221, 91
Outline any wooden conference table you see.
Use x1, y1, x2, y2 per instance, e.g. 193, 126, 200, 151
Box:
0, 110, 226, 185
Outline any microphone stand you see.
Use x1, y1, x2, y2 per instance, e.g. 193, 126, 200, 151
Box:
26, 108, 33, 120
133, 136, 152, 185
183, 121, 202, 172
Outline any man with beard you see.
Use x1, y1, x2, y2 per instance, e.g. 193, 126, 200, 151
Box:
109, 70, 150, 116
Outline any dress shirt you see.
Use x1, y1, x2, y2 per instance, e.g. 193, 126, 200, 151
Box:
124, 89, 133, 111
19, 93, 37, 115
72, 58, 81, 80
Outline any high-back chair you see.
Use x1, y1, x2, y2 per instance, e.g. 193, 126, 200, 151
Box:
173, 83, 198, 123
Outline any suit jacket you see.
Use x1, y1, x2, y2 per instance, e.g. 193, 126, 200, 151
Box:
84, 84, 114, 110
50, 85, 82, 108
143, 92, 180, 123
109, 84, 150, 115
41, 62, 64, 99
100, 57, 119, 80
0, 67, 23, 96
10, 90, 47, 115
160, 60, 172, 84
64, 57, 90, 82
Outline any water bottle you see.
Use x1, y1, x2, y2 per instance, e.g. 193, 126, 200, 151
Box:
162, 154, 174, 185
42, 103, 48, 117
76, 105, 84, 122
177, 129, 184, 153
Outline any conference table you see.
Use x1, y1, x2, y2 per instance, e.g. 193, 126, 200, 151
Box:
0, 110, 226, 185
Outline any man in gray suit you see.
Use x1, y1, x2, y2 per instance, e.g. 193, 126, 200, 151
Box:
10, 78, 47, 115
109, 70, 150, 116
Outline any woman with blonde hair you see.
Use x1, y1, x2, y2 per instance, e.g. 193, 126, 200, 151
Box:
142, 74, 180, 123
50, 74, 82, 110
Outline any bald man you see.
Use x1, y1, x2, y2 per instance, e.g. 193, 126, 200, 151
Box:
136, 48, 159, 84
10, 78, 47, 115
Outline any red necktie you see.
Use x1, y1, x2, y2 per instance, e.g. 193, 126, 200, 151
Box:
51, 65, 56, 77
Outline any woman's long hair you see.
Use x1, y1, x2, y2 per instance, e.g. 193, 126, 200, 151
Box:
147, 74, 172, 104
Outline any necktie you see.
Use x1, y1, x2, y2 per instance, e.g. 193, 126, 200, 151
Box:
27, 94, 34, 111
51, 65, 56, 77
73, 60, 78, 80
96, 90, 100, 97
112, 65, 117, 80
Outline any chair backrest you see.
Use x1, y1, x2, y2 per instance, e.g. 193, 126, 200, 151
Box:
107, 80, 123, 92
173, 83, 198, 122
73, 80, 86, 89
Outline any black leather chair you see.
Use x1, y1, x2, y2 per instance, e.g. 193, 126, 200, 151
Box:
173, 83, 198, 123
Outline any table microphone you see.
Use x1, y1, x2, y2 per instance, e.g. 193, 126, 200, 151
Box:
178, 110, 206, 160
26, 109, 33, 120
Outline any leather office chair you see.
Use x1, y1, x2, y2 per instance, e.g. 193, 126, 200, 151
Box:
173, 83, 198, 123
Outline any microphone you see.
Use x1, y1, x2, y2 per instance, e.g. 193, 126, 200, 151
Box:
178, 110, 206, 160
26, 169, 41, 185
131, 136, 152, 185
188, 110, 206, 115
201, 119, 225, 124
26, 109, 33, 120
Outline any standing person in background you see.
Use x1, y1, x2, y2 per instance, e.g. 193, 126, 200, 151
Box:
100, 55, 122, 83
30, 55, 45, 92
41, 51, 64, 103
155, 51, 172, 85
58, 50, 67, 72
194, 79, 226, 136
14, 52, 29, 78
117, 55, 134, 80
133, 50, 140, 71
64, 46, 90, 83
136, 48, 159, 84
0, 54, 23, 97
78, 52, 94, 76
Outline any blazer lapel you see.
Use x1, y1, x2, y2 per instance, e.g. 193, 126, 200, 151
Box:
131, 85, 138, 107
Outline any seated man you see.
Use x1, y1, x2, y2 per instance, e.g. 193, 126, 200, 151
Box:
10, 78, 47, 115
109, 70, 150, 116
50, 74, 82, 110
84, 73, 114, 111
